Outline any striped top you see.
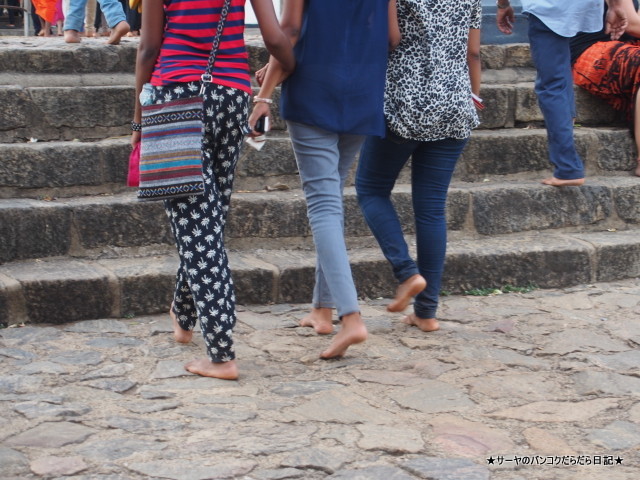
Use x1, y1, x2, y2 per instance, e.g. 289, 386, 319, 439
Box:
151, 0, 251, 93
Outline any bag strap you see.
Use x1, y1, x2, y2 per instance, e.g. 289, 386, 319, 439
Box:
200, 0, 233, 94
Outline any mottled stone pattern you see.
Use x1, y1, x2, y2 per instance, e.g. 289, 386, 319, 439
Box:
2, 280, 639, 479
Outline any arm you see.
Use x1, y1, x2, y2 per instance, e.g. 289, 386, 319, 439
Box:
248, 0, 304, 134
606, 0, 629, 40
467, 28, 482, 96
388, 0, 401, 50
496, 1, 515, 35
131, 0, 165, 147
614, 0, 640, 37
250, 0, 296, 73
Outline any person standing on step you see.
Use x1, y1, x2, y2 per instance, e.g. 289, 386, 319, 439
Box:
571, 0, 640, 177
131, 0, 294, 380
496, 0, 628, 187
249, 0, 399, 359
63, 0, 129, 43
355, 0, 482, 333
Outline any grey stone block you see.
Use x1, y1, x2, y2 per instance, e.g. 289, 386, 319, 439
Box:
458, 129, 549, 178
97, 256, 177, 317
443, 234, 593, 292
574, 230, 640, 282
0, 199, 72, 262
0, 259, 116, 324
0, 140, 130, 194
229, 253, 278, 304
227, 191, 310, 239
612, 180, 640, 224
0, 87, 34, 134
471, 183, 613, 235
70, 196, 172, 249
477, 86, 516, 128
0, 43, 137, 74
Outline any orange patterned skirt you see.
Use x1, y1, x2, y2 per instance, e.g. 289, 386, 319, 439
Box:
573, 40, 640, 120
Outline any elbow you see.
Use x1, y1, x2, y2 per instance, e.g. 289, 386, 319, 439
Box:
389, 34, 402, 51
138, 44, 161, 65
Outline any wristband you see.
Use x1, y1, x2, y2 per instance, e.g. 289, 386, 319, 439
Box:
131, 121, 142, 131
252, 97, 273, 104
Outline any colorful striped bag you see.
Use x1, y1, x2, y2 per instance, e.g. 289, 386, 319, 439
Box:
137, 97, 205, 200
136, 0, 231, 201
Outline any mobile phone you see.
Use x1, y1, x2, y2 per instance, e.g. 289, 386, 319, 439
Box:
254, 115, 270, 134
471, 93, 485, 111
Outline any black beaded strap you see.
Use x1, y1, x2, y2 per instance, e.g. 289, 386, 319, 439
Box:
200, 0, 232, 94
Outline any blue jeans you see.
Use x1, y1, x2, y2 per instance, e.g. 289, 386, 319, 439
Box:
287, 121, 364, 317
528, 14, 584, 180
356, 130, 468, 319
64, 0, 126, 32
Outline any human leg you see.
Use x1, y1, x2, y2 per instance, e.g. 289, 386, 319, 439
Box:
84, 0, 97, 37
287, 121, 367, 357
356, 133, 425, 312
64, 0, 87, 41
528, 14, 584, 184
154, 82, 248, 379
301, 132, 364, 335
96, 0, 128, 44
410, 137, 468, 322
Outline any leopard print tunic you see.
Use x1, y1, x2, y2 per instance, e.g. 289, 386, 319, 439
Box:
385, 0, 482, 141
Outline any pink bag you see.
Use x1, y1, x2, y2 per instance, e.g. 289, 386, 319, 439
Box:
127, 142, 140, 187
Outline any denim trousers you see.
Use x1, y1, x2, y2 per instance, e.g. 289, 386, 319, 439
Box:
528, 14, 584, 180
287, 121, 364, 317
356, 131, 468, 320
64, 0, 125, 32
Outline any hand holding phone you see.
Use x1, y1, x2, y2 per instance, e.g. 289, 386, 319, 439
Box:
254, 115, 270, 134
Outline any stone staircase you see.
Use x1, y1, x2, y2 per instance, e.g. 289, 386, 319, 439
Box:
1, 36, 639, 327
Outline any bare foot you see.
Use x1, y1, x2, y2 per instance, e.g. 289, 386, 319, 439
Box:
170, 304, 192, 344
64, 29, 81, 43
106, 21, 130, 45
403, 314, 440, 332
541, 177, 585, 187
387, 274, 427, 312
185, 358, 238, 380
320, 312, 368, 359
300, 307, 333, 334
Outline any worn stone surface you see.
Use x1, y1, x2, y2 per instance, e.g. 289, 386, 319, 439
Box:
2, 280, 638, 479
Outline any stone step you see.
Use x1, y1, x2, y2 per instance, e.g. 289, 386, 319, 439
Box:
1, 228, 638, 325
1, 127, 635, 199
0, 79, 625, 143
2, 176, 639, 264
2, 36, 535, 76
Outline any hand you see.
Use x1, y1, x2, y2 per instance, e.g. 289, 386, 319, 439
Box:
248, 101, 271, 138
605, 3, 628, 41
496, 7, 515, 35
131, 131, 141, 148
255, 64, 269, 87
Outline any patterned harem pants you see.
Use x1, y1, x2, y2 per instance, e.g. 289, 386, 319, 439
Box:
144, 81, 249, 363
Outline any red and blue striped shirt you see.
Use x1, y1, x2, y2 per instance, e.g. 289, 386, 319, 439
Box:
151, 0, 251, 93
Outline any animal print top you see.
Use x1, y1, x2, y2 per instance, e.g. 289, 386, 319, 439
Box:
385, 0, 482, 141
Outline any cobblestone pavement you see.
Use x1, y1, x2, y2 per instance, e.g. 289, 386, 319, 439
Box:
1, 279, 640, 480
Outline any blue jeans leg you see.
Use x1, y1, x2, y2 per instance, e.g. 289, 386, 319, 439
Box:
528, 14, 584, 180
356, 133, 467, 319
97, 0, 126, 29
287, 121, 363, 317
64, 0, 125, 31
64, 0, 89, 31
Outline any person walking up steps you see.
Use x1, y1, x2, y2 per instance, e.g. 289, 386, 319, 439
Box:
131, 0, 294, 379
